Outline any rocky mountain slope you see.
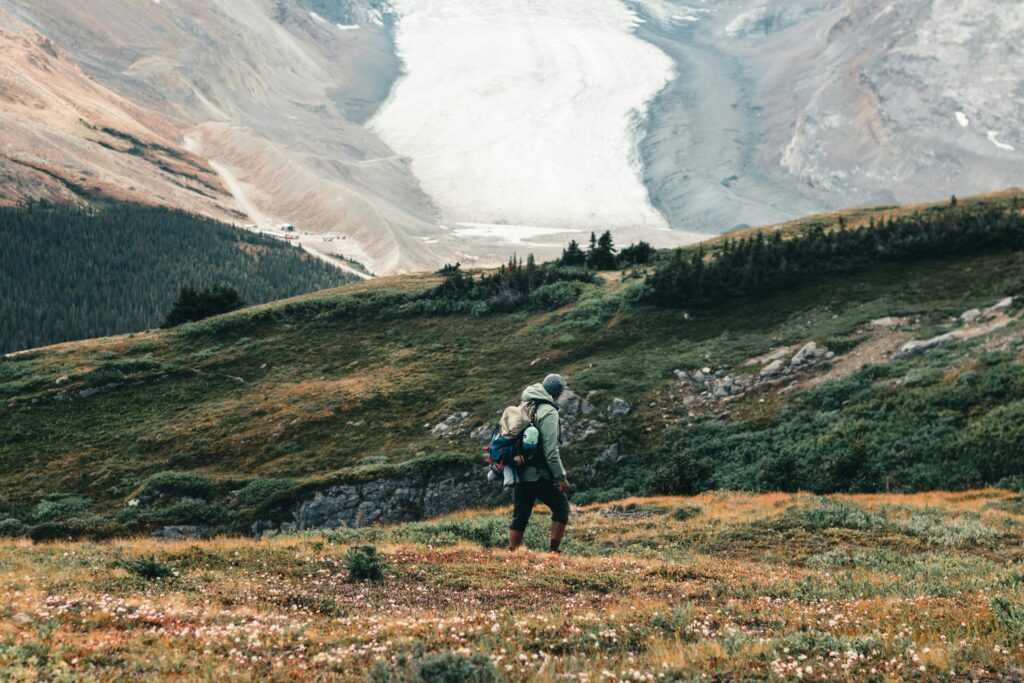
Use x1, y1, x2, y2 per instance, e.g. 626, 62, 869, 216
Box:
1, 0, 1021, 272
0, 11, 230, 216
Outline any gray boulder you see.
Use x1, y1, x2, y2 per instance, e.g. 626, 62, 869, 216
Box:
791, 341, 828, 365
894, 333, 957, 359
760, 359, 785, 378
960, 308, 982, 325
990, 297, 1014, 311
608, 398, 631, 418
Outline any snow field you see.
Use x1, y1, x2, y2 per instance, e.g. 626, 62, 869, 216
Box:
370, 0, 675, 229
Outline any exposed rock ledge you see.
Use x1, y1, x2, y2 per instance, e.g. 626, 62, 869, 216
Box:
253, 464, 506, 537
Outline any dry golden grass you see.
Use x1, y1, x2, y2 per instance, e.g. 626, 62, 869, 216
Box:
2, 491, 1022, 681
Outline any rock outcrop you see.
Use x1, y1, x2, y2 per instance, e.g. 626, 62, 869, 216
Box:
289, 465, 503, 532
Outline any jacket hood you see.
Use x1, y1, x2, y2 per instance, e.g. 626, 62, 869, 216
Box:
522, 383, 560, 407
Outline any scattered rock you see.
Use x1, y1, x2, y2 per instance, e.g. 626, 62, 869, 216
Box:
691, 368, 716, 382
431, 412, 471, 437
470, 424, 492, 444
608, 398, 631, 418
600, 443, 621, 465
673, 369, 689, 381
960, 308, 983, 325
894, 333, 957, 359
990, 297, 1014, 311
760, 359, 785, 378
791, 341, 828, 365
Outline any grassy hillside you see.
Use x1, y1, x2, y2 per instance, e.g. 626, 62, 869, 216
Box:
0, 201, 356, 353
2, 193, 1024, 538
2, 491, 1023, 680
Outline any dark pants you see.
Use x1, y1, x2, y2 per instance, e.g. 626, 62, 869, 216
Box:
510, 479, 570, 532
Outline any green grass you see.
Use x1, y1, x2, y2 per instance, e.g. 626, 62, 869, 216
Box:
2, 195, 1024, 535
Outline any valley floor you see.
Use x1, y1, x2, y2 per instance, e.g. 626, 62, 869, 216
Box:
2, 490, 1023, 681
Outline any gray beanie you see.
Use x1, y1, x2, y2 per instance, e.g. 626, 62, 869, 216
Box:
542, 373, 566, 399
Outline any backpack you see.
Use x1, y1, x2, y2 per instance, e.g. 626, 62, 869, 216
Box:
484, 399, 553, 488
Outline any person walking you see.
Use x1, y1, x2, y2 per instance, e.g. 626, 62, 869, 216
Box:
508, 373, 571, 553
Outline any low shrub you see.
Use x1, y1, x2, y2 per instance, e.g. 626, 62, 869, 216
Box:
990, 597, 1024, 641
141, 471, 217, 501
369, 651, 499, 683
29, 522, 76, 543
30, 496, 91, 523
903, 367, 944, 388
528, 281, 587, 311
116, 555, 174, 580
892, 511, 1000, 548
235, 477, 299, 515
399, 518, 508, 548
345, 545, 386, 582
0, 518, 26, 538
651, 604, 696, 640
779, 501, 884, 532
672, 504, 702, 521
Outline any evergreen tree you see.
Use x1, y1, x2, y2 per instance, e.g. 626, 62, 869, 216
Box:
588, 231, 617, 270
162, 285, 244, 328
560, 240, 587, 267
618, 241, 654, 266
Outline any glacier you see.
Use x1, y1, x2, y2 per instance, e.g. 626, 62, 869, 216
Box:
370, 0, 675, 230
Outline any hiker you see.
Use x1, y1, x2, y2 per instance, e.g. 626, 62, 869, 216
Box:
508, 373, 571, 553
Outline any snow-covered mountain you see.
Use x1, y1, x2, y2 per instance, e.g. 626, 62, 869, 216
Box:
1, 0, 1021, 273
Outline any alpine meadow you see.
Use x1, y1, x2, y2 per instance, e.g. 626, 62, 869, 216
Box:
3, 0, 1024, 679
3, 192, 1024, 680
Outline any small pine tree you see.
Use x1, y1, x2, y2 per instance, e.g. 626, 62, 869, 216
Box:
560, 240, 587, 267
588, 231, 617, 270
618, 240, 654, 266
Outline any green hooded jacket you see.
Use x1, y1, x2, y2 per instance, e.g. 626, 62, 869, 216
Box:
520, 383, 567, 482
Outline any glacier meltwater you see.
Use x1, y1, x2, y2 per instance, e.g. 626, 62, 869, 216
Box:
370, 0, 674, 229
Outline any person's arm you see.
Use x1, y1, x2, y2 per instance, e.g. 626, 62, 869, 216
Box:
538, 408, 567, 481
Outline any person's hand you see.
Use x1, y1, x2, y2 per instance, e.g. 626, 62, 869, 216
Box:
558, 479, 570, 493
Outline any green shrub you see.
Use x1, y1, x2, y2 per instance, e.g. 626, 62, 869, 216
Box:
651, 604, 695, 639
30, 496, 90, 523
119, 498, 227, 528
892, 511, 1000, 548
399, 518, 508, 549
779, 501, 884, 532
672, 504, 702, 521
235, 477, 298, 514
81, 365, 125, 384
903, 367, 944, 387
116, 555, 174, 580
141, 471, 217, 500
990, 597, 1024, 640
29, 522, 76, 543
0, 518, 27, 538
369, 651, 499, 683
825, 335, 866, 354
528, 281, 586, 311
345, 545, 386, 582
